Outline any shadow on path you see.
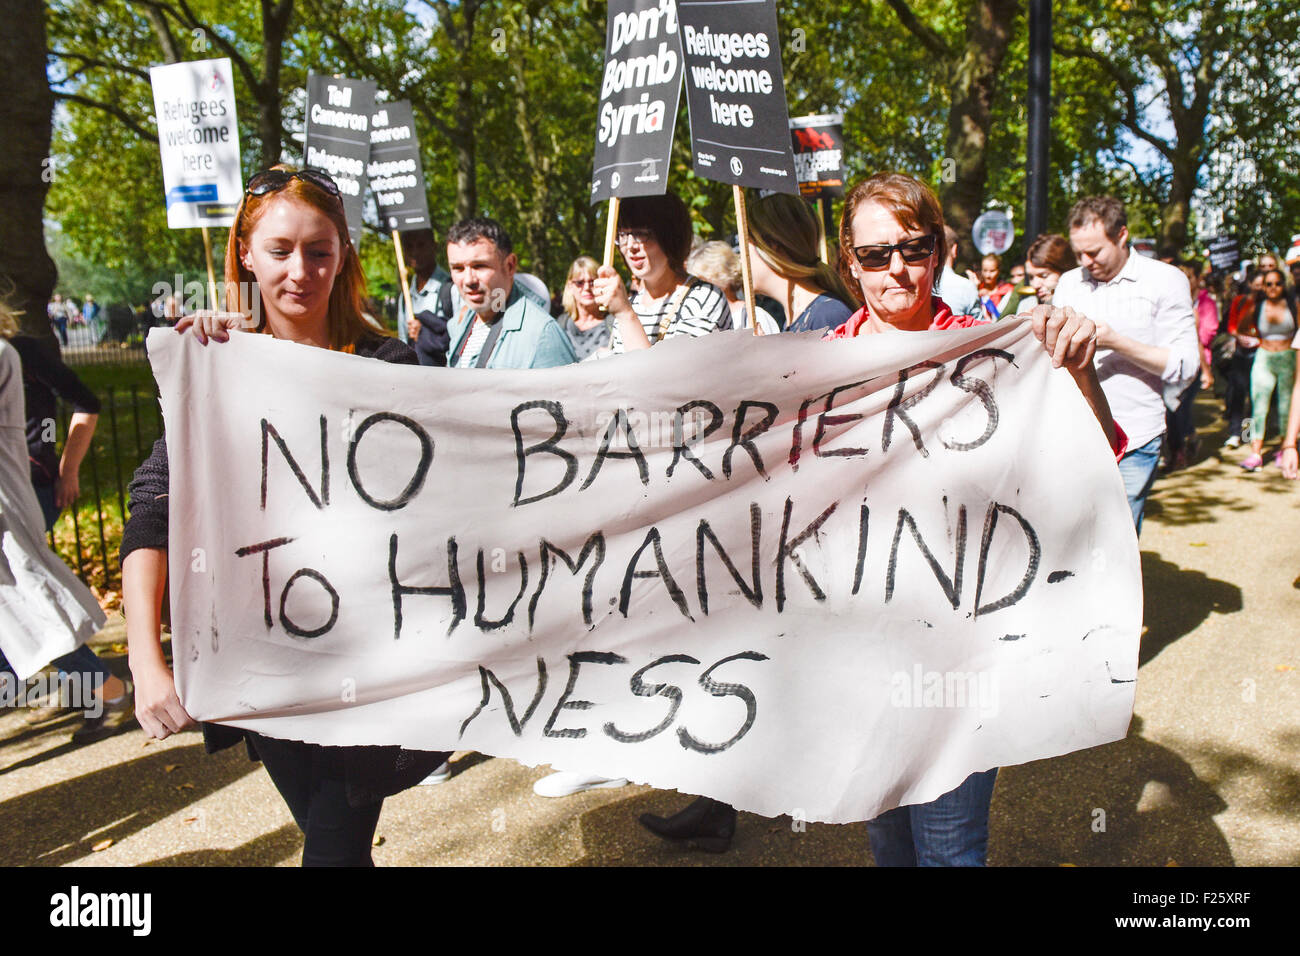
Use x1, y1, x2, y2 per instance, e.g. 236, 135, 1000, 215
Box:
991, 717, 1233, 866
1139, 551, 1242, 666
0, 741, 260, 866
142, 823, 302, 867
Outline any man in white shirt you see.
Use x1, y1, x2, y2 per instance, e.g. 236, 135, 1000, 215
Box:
934, 226, 981, 317
1053, 196, 1200, 532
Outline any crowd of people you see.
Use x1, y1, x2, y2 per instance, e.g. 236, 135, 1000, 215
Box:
7, 158, 1299, 869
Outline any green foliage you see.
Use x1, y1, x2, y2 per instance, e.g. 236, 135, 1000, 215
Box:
1053, 0, 1300, 253
43, 0, 1300, 302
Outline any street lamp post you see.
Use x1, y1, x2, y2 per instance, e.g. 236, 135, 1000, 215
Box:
1026, 0, 1051, 248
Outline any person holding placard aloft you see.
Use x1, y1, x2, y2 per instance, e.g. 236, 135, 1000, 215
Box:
121, 165, 447, 867
592, 193, 730, 353
636, 193, 857, 852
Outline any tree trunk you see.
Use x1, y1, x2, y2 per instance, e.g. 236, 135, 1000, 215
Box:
258, 0, 293, 166
453, 83, 478, 223
1159, 161, 1196, 255
0, 0, 57, 342
940, 0, 1017, 268
509, 13, 553, 280
450, 1, 481, 222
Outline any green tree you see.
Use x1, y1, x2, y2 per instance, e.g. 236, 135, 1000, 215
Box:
1, 0, 58, 339
1054, 0, 1300, 254
880, 0, 1020, 245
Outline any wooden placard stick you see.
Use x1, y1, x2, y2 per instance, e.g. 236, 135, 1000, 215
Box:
200, 226, 218, 310
392, 229, 415, 333
733, 184, 760, 335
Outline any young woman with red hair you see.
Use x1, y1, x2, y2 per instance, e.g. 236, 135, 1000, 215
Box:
120, 167, 446, 866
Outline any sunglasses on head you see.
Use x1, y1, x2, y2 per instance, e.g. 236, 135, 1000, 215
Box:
246, 168, 342, 199
851, 233, 937, 270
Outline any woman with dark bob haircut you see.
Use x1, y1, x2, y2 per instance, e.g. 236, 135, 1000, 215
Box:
593, 192, 729, 352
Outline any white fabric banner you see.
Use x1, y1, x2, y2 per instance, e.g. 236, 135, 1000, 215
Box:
148, 320, 1140, 824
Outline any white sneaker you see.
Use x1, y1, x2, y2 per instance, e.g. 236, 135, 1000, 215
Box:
418, 760, 451, 786
1222, 434, 1242, 449
532, 770, 627, 798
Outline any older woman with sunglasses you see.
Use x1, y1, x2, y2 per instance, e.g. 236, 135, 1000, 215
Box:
829, 173, 1120, 867
557, 255, 612, 360
637, 177, 1120, 861
120, 166, 447, 866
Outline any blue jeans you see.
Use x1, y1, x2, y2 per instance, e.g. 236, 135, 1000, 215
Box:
866, 768, 999, 866
1116, 434, 1162, 534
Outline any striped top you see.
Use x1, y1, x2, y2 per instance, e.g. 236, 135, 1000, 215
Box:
608, 277, 729, 353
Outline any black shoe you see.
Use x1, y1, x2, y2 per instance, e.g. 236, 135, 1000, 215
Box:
638, 796, 736, 853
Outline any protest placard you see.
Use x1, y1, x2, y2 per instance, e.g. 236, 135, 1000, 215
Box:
1207, 235, 1241, 273
304, 74, 377, 247
147, 319, 1140, 823
676, 0, 796, 194
150, 57, 243, 229
590, 0, 684, 204
368, 100, 431, 232
789, 113, 845, 200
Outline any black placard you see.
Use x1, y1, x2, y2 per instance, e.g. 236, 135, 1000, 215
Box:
789, 113, 845, 200
304, 73, 377, 247
677, 0, 797, 195
1207, 235, 1241, 272
590, 0, 684, 203
368, 100, 431, 232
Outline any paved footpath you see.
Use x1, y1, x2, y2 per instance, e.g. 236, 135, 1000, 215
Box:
3, 399, 1297, 867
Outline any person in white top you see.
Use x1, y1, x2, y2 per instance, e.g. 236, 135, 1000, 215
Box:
934, 226, 981, 317
1052, 196, 1200, 532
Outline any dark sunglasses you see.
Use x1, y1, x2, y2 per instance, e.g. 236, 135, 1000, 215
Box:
851, 233, 937, 269
246, 168, 342, 199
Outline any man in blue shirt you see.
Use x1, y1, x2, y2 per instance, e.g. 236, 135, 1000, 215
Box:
419, 218, 576, 789
444, 218, 576, 370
